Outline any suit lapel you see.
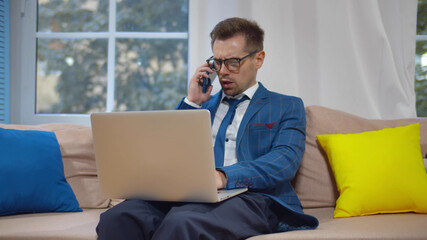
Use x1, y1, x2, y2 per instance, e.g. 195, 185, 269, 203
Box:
202, 91, 223, 124
236, 83, 269, 149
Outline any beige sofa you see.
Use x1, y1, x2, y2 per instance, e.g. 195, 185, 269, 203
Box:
0, 105, 426, 240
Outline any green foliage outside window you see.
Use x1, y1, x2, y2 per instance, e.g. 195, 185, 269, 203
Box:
36, 0, 188, 114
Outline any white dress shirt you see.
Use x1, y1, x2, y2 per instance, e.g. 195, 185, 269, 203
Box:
184, 82, 259, 166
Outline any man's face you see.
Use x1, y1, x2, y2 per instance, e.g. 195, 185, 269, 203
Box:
212, 35, 264, 97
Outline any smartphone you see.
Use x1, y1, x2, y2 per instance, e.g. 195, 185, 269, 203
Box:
202, 64, 217, 93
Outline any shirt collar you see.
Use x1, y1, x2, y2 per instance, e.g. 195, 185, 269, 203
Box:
221, 82, 259, 101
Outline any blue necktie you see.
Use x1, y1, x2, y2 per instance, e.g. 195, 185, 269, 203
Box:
214, 96, 249, 167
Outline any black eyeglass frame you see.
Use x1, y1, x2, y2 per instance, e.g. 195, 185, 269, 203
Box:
206, 50, 259, 73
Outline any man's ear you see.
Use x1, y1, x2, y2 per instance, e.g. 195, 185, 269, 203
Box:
255, 51, 265, 70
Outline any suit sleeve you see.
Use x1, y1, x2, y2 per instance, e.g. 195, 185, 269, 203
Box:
175, 97, 199, 110
218, 97, 306, 191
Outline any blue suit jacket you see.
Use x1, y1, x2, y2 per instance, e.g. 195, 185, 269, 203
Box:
176, 82, 318, 229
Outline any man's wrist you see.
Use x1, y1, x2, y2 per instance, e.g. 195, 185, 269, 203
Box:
216, 169, 228, 189
184, 97, 202, 108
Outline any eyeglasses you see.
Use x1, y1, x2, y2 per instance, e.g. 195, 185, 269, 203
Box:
206, 50, 258, 73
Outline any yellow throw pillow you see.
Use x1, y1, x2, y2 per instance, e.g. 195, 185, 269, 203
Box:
317, 123, 427, 218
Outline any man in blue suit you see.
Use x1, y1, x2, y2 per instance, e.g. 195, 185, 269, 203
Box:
97, 17, 318, 240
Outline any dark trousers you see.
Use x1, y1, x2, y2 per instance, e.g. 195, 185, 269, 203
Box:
96, 192, 281, 240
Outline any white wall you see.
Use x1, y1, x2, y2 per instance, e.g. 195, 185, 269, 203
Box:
190, 0, 418, 119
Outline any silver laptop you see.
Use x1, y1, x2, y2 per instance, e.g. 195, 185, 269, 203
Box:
91, 110, 247, 203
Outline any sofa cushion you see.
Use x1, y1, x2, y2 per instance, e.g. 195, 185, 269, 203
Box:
0, 128, 82, 216
0, 208, 107, 240
293, 106, 427, 208
248, 207, 427, 240
0, 123, 110, 209
317, 123, 427, 218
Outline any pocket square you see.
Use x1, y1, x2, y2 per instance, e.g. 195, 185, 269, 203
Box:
251, 122, 278, 129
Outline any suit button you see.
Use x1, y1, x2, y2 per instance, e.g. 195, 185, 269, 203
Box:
225, 138, 229, 142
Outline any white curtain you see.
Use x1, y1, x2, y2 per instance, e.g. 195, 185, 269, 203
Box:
189, 0, 418, 119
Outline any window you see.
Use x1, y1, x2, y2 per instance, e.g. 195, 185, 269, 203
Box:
416, 0, 427, 117
14, 0, 188, 124
37, 0, 188, 114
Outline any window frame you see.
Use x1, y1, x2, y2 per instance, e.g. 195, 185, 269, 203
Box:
0, 0, 10, 124
10, 0, 189, 126
416, 30, 427, 117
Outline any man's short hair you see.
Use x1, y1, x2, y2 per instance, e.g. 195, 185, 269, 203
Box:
210, 17, 264, 52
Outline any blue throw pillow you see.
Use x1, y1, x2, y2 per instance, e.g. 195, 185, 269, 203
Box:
0, 128, 82, 216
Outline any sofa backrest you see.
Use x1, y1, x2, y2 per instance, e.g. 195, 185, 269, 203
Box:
2, 106, 426, 210
293, 105, 427, 208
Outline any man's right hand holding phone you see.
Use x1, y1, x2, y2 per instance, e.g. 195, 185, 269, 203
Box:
186, 63, 217, 106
